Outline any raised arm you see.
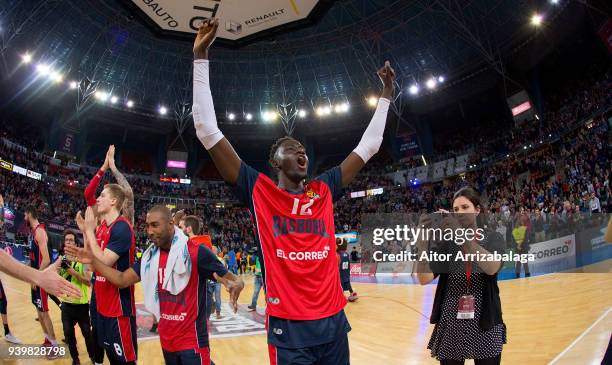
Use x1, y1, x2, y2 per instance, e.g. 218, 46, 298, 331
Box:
107, 145, 134, 225
85, 152, 110, 218
339, 61, 395, 187
192, 18, 241, 184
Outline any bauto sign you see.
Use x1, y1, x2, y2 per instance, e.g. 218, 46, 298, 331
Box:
129, 0, 320, 42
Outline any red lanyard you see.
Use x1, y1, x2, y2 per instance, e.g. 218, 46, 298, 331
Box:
463, 246, 472, 293
465, 260, 472, 293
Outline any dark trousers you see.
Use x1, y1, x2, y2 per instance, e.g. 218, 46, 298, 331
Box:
61, 302, 95, 363
90, 310, 105, 364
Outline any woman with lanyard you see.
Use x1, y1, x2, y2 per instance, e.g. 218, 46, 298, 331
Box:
416, 187, 507, 365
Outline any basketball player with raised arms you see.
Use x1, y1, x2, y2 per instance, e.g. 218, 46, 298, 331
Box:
192, 18, 395, 364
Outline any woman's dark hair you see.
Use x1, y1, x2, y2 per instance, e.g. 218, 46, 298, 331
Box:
452, 187, 488, 228
62, 229, 81, 249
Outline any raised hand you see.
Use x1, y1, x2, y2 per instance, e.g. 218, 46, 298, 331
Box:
107, 145, 116, 170
377, 61, 396, 99
193, 18, 219, 59
64, 243, 93, 265
75, 211, 86, 232
84, 206, 96, 232
0, 193, 4, 207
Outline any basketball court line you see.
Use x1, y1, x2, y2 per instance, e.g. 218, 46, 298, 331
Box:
547, 307, 611, 364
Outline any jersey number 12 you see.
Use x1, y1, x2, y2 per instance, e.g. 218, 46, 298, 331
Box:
291, 198, 313, 216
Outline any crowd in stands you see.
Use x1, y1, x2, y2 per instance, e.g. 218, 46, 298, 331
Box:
0, 69, 610, 259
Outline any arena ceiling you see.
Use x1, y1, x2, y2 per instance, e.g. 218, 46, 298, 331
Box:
0, 0, 569, 131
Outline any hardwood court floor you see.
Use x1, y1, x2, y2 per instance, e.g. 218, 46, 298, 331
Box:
0, 261, 610, 365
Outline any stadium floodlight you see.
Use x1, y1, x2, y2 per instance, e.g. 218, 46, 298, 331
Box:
126, 100, 134, 108
159, 106, 168, 115
245, 113, 253, 121
110, 96, 118, 104
69, 81, 78, 89
367, 96, 378, 107
550, 0, 559, 4
95, 91, 109, 101
21, 53, 32, 64
531, 14, 543, 26
426, 78, 437, 89
316, 106, 332, 117
36, 63, 50, 76
228, 113, 235, 121
50, 71, 63, 83
334, 102, 349, 113
298, 109, 307, 118
438, 76, 445, 83
261, 111, 277, 122
409, 84, 419, 95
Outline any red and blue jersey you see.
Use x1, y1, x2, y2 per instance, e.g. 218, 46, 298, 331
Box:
94, 216, 136, 317
133, 239, 228, 352
234, 162, 350, 348
29, 224, 49, 270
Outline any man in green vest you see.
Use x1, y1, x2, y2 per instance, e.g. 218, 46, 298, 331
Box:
60, 229, 95, 365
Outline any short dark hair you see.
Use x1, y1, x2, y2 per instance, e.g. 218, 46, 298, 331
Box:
148, 205, 172, 222
24, 205, 38, 219
268, 136, 302, 169
63, 229, 79, 243
183, 215, 201, 235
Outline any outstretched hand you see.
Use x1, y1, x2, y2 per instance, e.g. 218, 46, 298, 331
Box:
193, 18, 219, 59
38, 258, 82, 298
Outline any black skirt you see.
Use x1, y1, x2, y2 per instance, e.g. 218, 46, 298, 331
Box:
427, 271, 507, 361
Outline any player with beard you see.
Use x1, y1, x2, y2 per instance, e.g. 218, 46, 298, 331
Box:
67, 205, 243, 365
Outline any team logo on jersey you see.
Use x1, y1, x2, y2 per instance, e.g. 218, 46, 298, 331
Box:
272, 216, 328, 238
276, 246, 331, 261
268, 297, 280, 305
306, 190, 320, 200
160, 312, 187, 321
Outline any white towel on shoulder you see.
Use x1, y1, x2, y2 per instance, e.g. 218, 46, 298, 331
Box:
141, 227, 192, 320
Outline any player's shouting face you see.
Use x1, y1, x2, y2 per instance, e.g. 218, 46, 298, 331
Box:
270, 138, 309, 183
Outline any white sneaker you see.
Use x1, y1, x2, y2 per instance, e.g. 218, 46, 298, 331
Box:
5, 333, 22, 344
